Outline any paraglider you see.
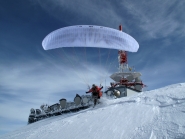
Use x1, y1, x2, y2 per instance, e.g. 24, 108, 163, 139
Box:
41, 24, 143, 103
42, 25, 139, 52
27, 25, 146, 124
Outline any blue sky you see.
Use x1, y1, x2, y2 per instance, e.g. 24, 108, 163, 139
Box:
0, 0, 185, 135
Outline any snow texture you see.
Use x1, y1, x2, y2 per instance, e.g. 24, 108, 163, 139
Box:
1, 83, 185, 139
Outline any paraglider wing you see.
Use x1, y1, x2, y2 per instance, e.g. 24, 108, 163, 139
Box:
42, 25, 139, 52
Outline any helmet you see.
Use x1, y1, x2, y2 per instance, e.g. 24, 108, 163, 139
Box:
92, 84, 96, 88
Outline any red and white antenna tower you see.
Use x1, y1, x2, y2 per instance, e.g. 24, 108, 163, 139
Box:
118, 25, 129, 72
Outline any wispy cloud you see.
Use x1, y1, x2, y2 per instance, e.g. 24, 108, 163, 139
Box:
35, 0, 185, 39
0, 57, 113, 133
0, 59, 111, 98
122, 0, 185, 39
35, 0, 128, 29
140, 59, 185, 90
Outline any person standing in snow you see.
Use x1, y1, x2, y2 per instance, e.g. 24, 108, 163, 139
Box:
86, 84, 103, 107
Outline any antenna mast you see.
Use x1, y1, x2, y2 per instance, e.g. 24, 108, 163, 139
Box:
118, 25, 129, 72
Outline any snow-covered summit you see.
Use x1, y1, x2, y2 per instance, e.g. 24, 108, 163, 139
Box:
1, 83, 185, 139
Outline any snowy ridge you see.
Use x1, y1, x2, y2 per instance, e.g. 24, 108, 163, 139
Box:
1, 83, 185, 139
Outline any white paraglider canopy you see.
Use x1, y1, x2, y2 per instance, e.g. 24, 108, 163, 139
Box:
42, 25, 139, 52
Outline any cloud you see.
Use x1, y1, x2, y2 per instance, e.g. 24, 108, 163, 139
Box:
0, 60, 108, 96
0, 55, 113, 133
35, 0, 129, 29
0, 118, 25, 135
35, 0, 185, 40
140, 59, 185, 90
122, 0, 185, 39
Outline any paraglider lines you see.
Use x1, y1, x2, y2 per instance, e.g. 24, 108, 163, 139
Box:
60, 48, 89, 87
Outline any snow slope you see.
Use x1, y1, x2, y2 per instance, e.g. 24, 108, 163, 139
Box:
1, 83, 185, 139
